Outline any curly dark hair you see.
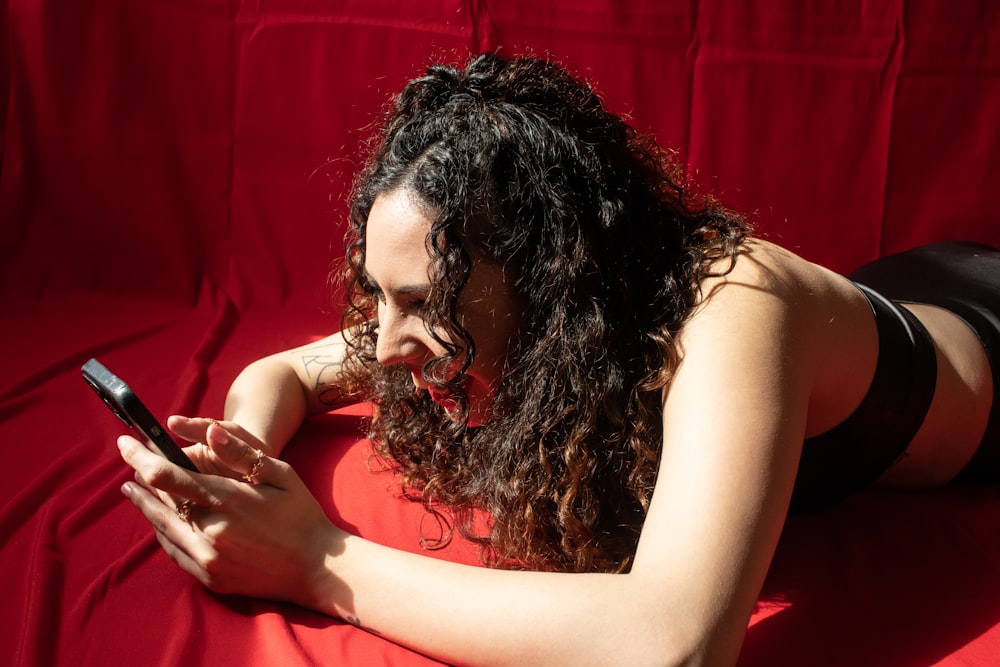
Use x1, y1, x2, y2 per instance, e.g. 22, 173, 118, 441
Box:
338, 53, 748, 574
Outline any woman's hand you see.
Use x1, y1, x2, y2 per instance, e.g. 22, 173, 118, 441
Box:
117, 425, 344, 612
166, 415, 270, 478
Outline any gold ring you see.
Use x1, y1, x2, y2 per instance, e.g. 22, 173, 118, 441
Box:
176, 499, 195, 523
242, 449, 265, 485
208, 418, 220, 426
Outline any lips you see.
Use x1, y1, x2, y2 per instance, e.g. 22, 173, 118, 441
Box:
409, 366, 468, 415
426, 386, 460, 412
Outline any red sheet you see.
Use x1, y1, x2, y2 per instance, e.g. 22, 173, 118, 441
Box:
3, 1, 1000, 664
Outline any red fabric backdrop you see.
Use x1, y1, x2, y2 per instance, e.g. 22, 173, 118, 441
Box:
3, 1, 1000, 665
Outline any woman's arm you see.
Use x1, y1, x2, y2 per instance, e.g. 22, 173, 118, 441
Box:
223, 332, 353, 455
310, 254, 815, 666
122, 253, 820, 666
120, 432, 695, 666
169, 332, 354, 459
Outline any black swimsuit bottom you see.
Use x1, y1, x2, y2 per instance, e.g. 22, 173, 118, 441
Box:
791, 241, 1000, 512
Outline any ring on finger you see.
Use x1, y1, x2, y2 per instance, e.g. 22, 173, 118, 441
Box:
242, 449, 265, 485
176, 499, 195, 523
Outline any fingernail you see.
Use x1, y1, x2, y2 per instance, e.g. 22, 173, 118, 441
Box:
121, 482, 133, 498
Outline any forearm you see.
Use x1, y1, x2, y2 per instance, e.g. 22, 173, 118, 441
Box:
223, 356, 309, 457
309, 535, 706, 667
223, 333, 354, 457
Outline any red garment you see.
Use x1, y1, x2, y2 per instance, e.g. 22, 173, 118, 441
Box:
3, 1, 1000, 664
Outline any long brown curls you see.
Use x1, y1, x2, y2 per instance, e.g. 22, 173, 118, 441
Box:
338, 53, 747, 573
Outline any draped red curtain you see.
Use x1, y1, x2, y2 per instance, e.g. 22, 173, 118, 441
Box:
2, 2, 999, 665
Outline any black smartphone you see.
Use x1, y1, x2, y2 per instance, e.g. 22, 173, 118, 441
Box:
82, 358, 199, 473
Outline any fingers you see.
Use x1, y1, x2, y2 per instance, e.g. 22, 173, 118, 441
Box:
167, 415, 225, 445
165, 416, 257, 479
118, 435, 224, 510
120, 478, 190, 531
119, 434, 191, 492
204, 424, 282, 487
119, 436, 234, 551
120, 479, 216, 583
120, 424, 332, 603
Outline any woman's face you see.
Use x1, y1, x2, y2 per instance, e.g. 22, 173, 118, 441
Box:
364, 188, 520, 427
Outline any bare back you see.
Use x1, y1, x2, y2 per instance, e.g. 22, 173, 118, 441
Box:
709, 239, 992, 489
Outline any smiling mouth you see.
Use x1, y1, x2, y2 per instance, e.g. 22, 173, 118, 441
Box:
426, 386, 460, 412
408, 366, 468, 414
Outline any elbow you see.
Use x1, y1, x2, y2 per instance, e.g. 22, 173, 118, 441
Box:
664, 648, 723, 667
663, 631, 744, 667
647, 643, 716, 667
636, 644, 734, 667
615, 619, 743, 667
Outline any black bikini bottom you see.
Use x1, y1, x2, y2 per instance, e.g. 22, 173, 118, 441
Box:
791, 241, 1000, 512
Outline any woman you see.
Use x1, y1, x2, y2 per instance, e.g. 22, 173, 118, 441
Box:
118, 54, 1000, 666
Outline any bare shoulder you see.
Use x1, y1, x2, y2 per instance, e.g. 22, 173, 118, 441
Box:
698, 239, 844, 301
677, 239, 825, 380
685, 238, 879, 437
698, 238, 875, 346
688, 239, 837, 342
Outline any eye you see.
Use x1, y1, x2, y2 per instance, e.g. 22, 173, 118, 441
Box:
360, 276, 385, 303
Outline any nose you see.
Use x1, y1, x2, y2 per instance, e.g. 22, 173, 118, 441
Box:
374, 302, 426, 367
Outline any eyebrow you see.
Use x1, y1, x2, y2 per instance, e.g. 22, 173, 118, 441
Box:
364, 273, 431, 297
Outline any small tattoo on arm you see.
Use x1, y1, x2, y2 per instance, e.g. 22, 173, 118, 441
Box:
298, 342, 348, 408
317, 385, 346, 408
